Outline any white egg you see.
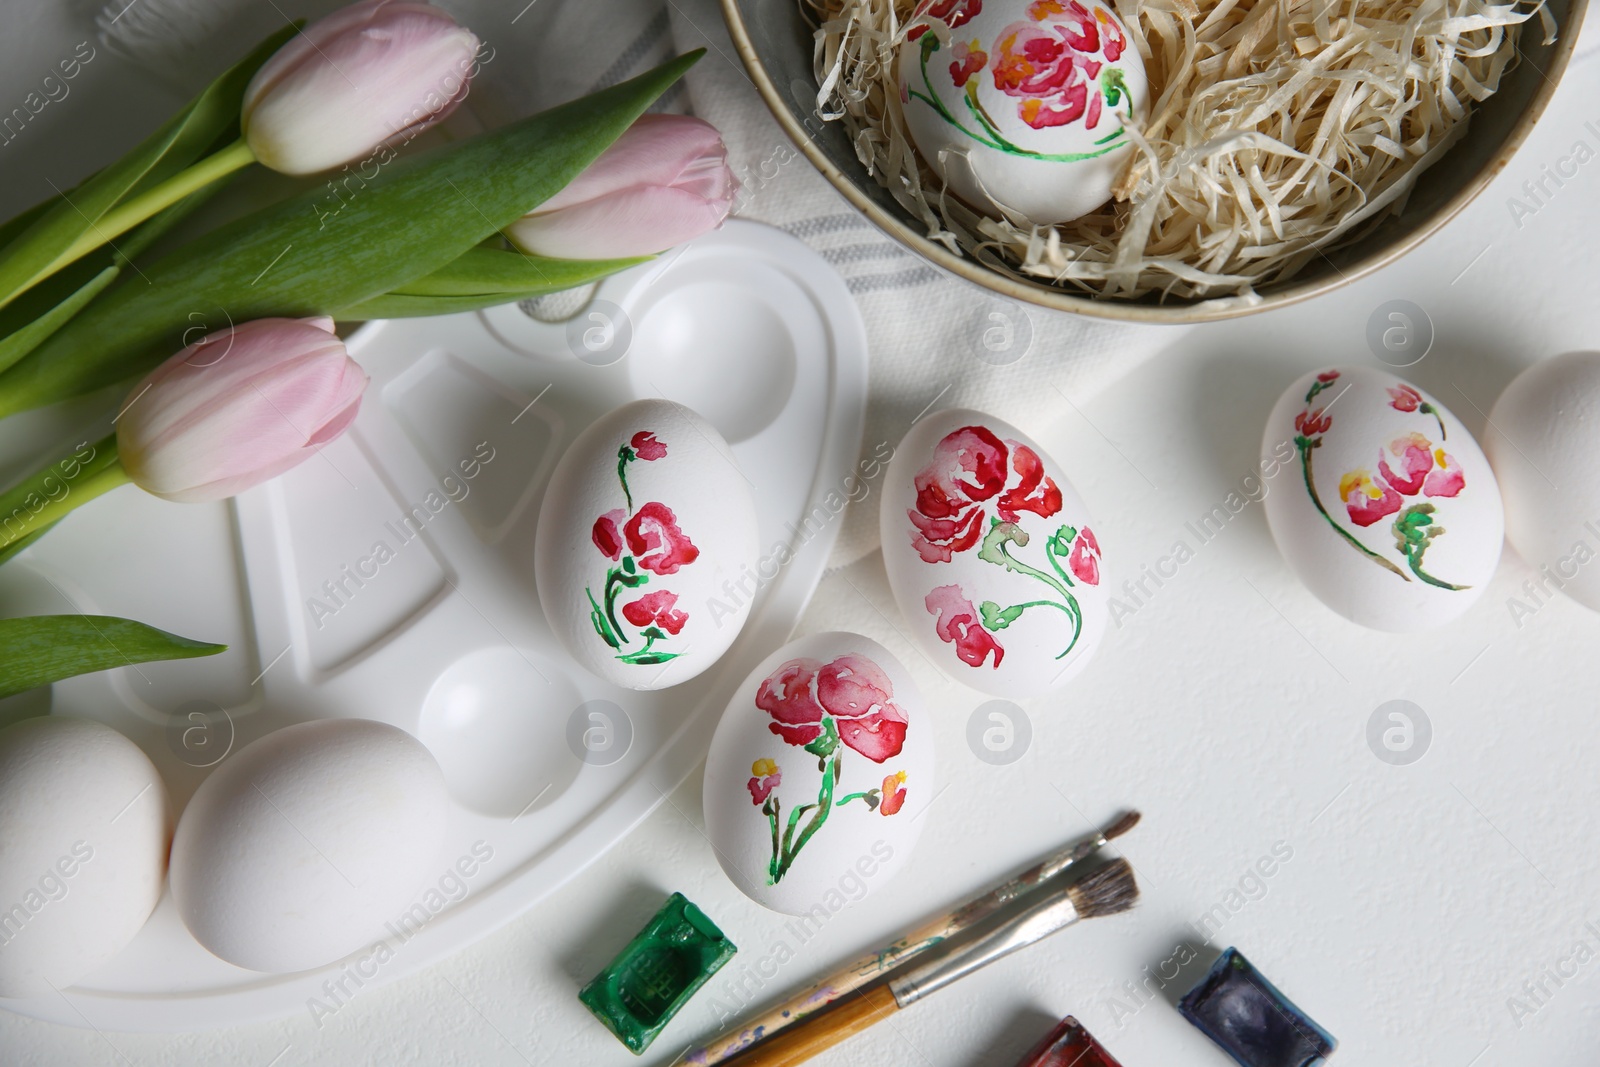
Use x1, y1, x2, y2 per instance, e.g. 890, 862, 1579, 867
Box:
880, 409, 1107, 697
536, 399, 759, 690
1261, 366, 1503, 631
703, 632, 934, 915
1486, 351, 1600, 612
0, 716, 169, 998
897, 0, 1149, 224
170, 719, 448, 973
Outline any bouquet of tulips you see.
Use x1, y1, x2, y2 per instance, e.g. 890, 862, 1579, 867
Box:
0, 1, 737, 697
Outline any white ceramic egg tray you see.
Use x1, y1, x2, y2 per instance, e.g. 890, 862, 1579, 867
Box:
0, 221, 868, 1030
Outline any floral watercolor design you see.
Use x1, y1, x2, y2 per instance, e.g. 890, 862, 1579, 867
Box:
910, 425, 1099, 669
1292, 372, 1470, 590
906, 0, 1132, 160
586, 430, 701, 665
751, 655, 910, 884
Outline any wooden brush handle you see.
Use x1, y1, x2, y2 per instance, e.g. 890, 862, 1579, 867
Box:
722, 985, 899, 1067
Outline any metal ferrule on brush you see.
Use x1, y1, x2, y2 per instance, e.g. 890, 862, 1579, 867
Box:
888, 884, 1084, 1006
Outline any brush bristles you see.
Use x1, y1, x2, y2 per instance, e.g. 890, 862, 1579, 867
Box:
1066, 858, 1138, 919
1103, 810, 1141, 842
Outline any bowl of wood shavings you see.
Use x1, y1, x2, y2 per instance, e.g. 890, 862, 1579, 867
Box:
720, 0, 1585, 321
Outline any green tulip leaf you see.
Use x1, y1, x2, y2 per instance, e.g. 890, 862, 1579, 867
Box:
0, 179, 234, 377
0, 50, 703, 418
338, 247, 651, 318
385, 245, 649, 297
0, 24, 297, 312
0, 615, 226, 700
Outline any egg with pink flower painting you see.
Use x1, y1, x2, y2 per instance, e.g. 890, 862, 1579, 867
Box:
703, 632, 936, 913
1261, 366, 1503, 632
535, 399, 759, 689
880, 409, 1108, 698
896, 0, 1148, 224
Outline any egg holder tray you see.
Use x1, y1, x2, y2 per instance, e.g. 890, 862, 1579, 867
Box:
0, 221, 868, 1030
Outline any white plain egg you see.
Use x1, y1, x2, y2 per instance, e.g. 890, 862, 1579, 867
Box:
170, 719, 448, 974
1261, 366, 1503, 631
880, 409, 1108, 698
536, 399, 760, 690
1486, 351, 1600, 612
898, 0, 1149, 223
0, 715, 169, 998
703, 632, 935, 915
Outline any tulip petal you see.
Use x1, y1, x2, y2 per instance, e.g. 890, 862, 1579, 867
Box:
533, 115, 732, 212
507, 185, 731, 260
243, 1, 481, 175
117, 317, 369, 502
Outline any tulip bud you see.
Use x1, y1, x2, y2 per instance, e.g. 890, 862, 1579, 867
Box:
242, 0, 481, 176
505, 115, 737, 260
117, 318, 368, 503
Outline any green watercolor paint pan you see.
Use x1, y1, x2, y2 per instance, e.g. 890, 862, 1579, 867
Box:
579, 892, 737, 1054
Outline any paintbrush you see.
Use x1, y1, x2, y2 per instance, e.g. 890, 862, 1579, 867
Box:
681, 811, 1139, 1065
719, 858, 1139, 1067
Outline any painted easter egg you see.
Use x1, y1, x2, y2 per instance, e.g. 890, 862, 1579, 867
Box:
703, 632, 935, 915
170, 719, 449, 973
897, 0, 1149, 224
880, 409, 1107, 697
1261, 366, 1503, 631
0, 716, 170, 997
1486, 351, 1600, 613
536, 399, 760, 690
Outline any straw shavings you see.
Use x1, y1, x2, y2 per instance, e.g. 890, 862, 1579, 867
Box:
809, 0, 1553, 301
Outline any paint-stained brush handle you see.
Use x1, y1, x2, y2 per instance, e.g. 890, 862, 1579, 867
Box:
684, 811, 1141, 1064
720, 984, 897, 1067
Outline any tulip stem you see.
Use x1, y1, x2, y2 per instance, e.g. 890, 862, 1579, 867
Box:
0, 433, 128, 561
30, 139, 257, 292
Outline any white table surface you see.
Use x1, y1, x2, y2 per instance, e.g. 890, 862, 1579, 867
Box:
5, 1, 1600, 1065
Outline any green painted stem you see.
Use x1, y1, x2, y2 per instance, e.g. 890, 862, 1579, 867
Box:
29, 140, 256, 293
1298, 438, 1409, 581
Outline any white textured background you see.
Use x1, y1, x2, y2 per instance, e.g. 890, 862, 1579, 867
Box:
3, 0, 1600, 1064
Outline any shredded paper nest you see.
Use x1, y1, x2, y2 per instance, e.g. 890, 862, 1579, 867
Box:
809, 0, 1553, 302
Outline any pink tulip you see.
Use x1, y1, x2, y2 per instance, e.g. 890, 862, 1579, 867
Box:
117, 318, 368, 502
242, 0, 481, 176
505, 115, 737, 260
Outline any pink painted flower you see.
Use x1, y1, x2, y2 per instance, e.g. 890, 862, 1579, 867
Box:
1294, 408, 1332, 437
950, 40, 988, 87
996, 442, 1063, 523
117, 317, 367, 502
1388, 384, 1423, 413
1423, 449, 1465, 497
755, 655, 910, 763
506, 115, 735, 260
925, 584, 1005, 668
630, 431, 667, 461
910, 425, 1008, 563
1068, 526, 1101, 585
817, 655, 911, 763
748, 758, 781, 804
591, 508, 626, 559
624, 501, 699, 575
991, 6, 1109, 130
1378, 433, 1434, 495
1317, 370, 1340, 383
1340, 470, 1402, 527
908, 0, 984, 40
908, 425, 1062, 563
242, 1, 480, 175
622, 589, 688, 635
757, 658, 828, 747
879, 771, 907, 816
